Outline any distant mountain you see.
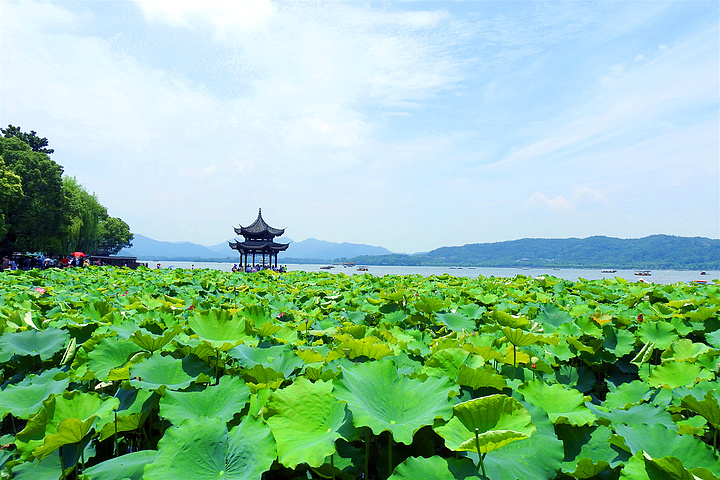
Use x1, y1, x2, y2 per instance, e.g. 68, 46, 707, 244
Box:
119, 235, 392, 261
345, 235, 720, 270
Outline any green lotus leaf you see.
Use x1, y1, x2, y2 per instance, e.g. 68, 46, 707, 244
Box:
456, 364, 508, 391
33, 416, 96, 460
333, 358, 454, 445
614, 423, 720, 476
662, 338, 711, 361
638, 321, 678, 350
556, 424, 628, 477
602, 325, 636, 357
144, 415, 276, 480
434, 394, 535, 454
98, 388, 157, 441
436, 312, 475, 333
265, 377, 349, 468
15, 391, 119, 461
188, 309, 255, 350
9, 449, 75, 480
0, 327, 70, 362
705, 329, 720, 349
604, 380, 652, 409
129, 354, 213, 391
159, 375, 250, 425
492, 309, 528, 328
681, 390, 720, 429
534, 304, 572, 331
423, 348, 484, 379
0, 368, 70, 420
502, 327, 541, 347
335, 335, 394, 360
519, 380, 596, 426
646, 361, 713, 388
589, 403, 677, 432
412, 296, 449, 315
87, 336, 144, 382
228, 343, 303, 376
83, 450, 157, 480
481, 401, 564, 480
388, 456, 482, 480
129, 324, 183, 353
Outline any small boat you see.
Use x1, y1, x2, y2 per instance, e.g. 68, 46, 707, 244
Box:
692, 280, 708, 284
343, 262, 355, 267
601, 270, 617, 273
357, 266, 368, 271
700, 271, 707, 275
634, 271, 651, 276
320, 265, 334, 270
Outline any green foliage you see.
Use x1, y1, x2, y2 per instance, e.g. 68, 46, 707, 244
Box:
0, 268, 718, 479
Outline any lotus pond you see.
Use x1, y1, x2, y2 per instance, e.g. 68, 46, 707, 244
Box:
0, 267, 718, 480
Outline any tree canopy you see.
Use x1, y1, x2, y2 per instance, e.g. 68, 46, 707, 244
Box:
0, 126, 133, 256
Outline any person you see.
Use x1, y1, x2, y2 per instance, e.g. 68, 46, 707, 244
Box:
1, 257, 9, 270
9, 258, 18, 270
156, 263, 161, 269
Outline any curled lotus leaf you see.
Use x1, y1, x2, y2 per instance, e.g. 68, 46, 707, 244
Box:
144, 415, 276, 480
334, 358, 455, 445
129, 324, 183, 353
434, 394, 535, 454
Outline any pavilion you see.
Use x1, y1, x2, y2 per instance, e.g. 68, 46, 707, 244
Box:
229, 209, 289, 270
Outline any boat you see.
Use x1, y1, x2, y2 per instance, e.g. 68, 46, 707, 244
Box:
601, 270, 617, 273
357, 266, 368, 271
320, 265, 334, 270
634, 271, 651, 276
692, 279, 708, 284
700, 271, 707, 275
343, 262, 355, 267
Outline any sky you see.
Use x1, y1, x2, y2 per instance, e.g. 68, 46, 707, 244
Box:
1, 0, 718, 254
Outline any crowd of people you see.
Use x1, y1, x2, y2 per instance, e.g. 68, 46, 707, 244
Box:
0, 254, 105, 271
232, 264, 287, 273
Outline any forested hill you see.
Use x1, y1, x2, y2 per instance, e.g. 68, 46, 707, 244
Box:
345, 235, 720, 269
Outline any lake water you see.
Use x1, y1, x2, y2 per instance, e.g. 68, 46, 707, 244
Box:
146, 260, 717, 285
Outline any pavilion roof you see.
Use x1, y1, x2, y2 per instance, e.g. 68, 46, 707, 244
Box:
234, 208, 285, 238
229, 239, 289, 252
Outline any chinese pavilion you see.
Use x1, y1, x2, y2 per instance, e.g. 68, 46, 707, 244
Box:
229, 209, 289, 270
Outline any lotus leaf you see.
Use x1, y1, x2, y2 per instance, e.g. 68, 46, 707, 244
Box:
0, 368, 70, 419
265, 377, 349, 468
602, 325, 636, 358
188, 309, 255, 350
0, 327, 69, 362
662, 338, 711, 361
229, 343, 303, 376
638, 321, 678, 350
556, 424, 629, 477
423, 348, 484, 379
620, 451, 715, 480
159, 375, 250, 424
519, 380, 596, 426
646, 361, 713, 388
434, 394, 535, 454
456, 364, 508, 391
334, 358, 454, 445
387, 456, 482, 480
336, 335, 394, 360
589, 403, 678, 431
86, 336, 144, 381
82, 450, 157, 480
534, 304, 572, 332
129, 324, 183, 353
481, 402, 564, 480
681, 390, 720, 429
436, 312, 476, 332
604, 380, 652, 409
614, 423, 720, 476
129, 354, 213, 391
98, 388, 157, 441
15, 391, 119, 461
144, 415, 276, 480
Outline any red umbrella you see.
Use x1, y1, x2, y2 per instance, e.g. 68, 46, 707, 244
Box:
71, 252, 87, 257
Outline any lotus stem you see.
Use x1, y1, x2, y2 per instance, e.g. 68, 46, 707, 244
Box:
331, 453, 336, 480
474, 428, 486, 477
513, 345, 517, 380
388, 432, 393, 475
114, 411, 118, 457
364, 428, 370, 480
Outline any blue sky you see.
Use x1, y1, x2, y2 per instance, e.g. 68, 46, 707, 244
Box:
1, 0, 718, 253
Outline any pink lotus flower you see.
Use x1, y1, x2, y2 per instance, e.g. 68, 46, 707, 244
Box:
34, 287, 46, 294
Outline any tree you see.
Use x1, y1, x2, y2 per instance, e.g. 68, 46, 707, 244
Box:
0, 156, 23, 245
97, 217, 133, 255
61, 176, 108, 254
2, 125, 54, 154
0, 137, 65, 254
